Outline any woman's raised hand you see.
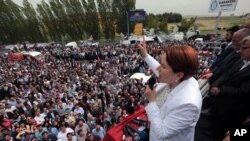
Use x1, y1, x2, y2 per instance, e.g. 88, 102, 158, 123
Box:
137, 35, 147, 58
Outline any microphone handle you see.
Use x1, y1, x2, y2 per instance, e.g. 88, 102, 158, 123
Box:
147, 75, 156, 90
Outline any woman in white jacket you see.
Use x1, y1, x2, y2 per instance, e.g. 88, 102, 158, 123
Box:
138, 39, 202, 141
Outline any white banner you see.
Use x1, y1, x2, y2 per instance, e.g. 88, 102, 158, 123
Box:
208, 0, 238, 13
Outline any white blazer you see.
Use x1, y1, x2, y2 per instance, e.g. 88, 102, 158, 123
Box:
144, 54, 202, 141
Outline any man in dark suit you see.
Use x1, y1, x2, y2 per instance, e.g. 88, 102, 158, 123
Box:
210, 25, 240, 70
61, 93, 68, 103
41, 131, 57, 141
46, 107, 59, 121
210, 36, 250, 140
208, 28, 250, 85
202, 28, 250, 83
209, 28, 250, 94
195, 29, 250, 141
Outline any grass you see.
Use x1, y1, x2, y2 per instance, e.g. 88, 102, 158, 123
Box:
195, 16, 247, 35
168, 16, 248, 35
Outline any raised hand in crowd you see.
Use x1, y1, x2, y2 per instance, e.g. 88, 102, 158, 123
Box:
137, 36, 147, 58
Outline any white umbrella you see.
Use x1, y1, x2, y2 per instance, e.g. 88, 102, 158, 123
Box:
66, 41, 77, 48
137, 35, 154, 42
130, 73, 151, 84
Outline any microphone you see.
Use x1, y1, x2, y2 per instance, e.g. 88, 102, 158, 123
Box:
146, 75, 156, 90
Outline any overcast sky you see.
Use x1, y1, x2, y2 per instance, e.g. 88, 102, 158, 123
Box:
13, 0, 250, 16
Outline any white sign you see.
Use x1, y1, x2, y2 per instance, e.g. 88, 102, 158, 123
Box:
208, 0, 238, 13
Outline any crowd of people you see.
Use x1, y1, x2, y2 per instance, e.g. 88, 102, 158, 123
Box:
1, 21, 249, 141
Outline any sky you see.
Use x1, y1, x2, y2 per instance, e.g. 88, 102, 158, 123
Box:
13, 0, 250, 16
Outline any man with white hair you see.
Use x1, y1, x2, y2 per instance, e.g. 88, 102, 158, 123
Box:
239, 36, 250, 62
208, 28, 250, 92
220, 35, 250, 141
195, 33, 250, 141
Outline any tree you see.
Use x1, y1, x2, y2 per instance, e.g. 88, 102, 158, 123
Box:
177, 17, 197, 33
156, 12, 182, 23
48, 0, 68, 41
112, 0, 135, 35
0, 0, 10, 43
60, 0, 86, 40
0, 0, 26, 43
159, 18, 168, 33
82, 0, 100, 40
97, 0, 115, 39
37, 0, 60, 41
1, 0, 184, 43
144, 12, 183, 34
145, 14, 159, 29
22, 0, 45, 42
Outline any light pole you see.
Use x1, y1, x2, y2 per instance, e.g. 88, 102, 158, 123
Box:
127, 12, 130, 36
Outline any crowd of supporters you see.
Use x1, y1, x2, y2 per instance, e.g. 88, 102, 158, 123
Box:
2, 23, 247, 141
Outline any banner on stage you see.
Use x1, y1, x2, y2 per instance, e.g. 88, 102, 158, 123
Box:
128, 9, 146, 22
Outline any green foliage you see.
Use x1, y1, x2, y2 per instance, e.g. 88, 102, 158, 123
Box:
0, 0, 136, 43
97, 0, 115, 40
159, 18, 168, 33
112, 0, 135, 36
22, 0, 45, 42
177, 17, 197, 33
83, 0, 100, 40
220, 16, 247, 26
145, 14, 159, 29
0, 0, 26, 43
156, 12, 182, 23
144, 12, 182, 34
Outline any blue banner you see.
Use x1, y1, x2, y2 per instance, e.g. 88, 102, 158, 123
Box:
128, 10, 146, 22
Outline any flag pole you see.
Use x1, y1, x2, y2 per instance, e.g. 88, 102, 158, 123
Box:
127, 12, 130, 36
214, 11, 222, 34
